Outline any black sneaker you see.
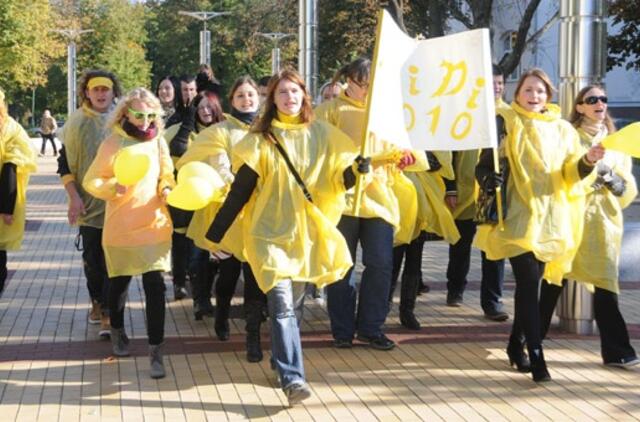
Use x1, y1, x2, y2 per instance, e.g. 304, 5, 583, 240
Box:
333, 338, 353, 349
173, 285, 188, 300
604, 356, 640, 368
484, 310, 509, 322
446, 293, 463, 307
356, 333, 396, 351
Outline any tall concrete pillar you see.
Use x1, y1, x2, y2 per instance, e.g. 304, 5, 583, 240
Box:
556, 0, 607, 334
299, 0, 318, 97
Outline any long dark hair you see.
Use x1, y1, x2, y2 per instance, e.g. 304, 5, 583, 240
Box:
331, 58, 371, 86
569, 84, 616, 134
252, 69, 314, 136
155, 75, 179, 108
228, 75, 258, 106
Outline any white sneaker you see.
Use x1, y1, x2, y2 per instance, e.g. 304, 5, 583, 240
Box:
285, 382, 311, 406
605, 356, 640, 368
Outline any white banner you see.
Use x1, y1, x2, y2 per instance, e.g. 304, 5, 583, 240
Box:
367, 10, 497, 151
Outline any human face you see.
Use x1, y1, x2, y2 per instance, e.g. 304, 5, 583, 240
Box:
180, 81, 197, 105
196, 97, 214, 125
157, 79, 175, 106
85, 85, 114, 113
493, 74, 505, 100
576, 87, 607, 123
231, 83, 259, 113
258, 85, 268, 105
322, 84, 341, 102
126, 99, 157, 131
516, 76, 548, 113
273, 79, 304, 115
345, 77, 368, 102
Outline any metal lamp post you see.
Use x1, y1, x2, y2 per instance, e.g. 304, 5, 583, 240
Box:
179, 11, 231, 66
52, 29, 93, 116
299, 0, 318, 98
257, 32, 293, 74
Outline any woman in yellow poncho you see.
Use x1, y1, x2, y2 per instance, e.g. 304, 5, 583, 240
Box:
83, 88, 175, 380
474, 69, 604, 382
205, 69, 363, 406
0, 89, 37, 296
315, 58, 427, 349
177, 76, 268, 363
538, 85, 639, 368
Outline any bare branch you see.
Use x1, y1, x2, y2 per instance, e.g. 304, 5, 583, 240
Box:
525, 9, 559, 45
439, 0, 474, 29
500, 0, 542, 76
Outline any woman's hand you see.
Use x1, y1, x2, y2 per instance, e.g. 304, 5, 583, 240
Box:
586, 143, 605, 164
1, 213, 14, 225
115, 183, 127, 196
67, 193, 86, 225
161, 187, 171, 204
397, 150, 416, 170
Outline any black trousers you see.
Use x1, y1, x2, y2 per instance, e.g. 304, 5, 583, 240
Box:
540, 280, 636, 363
109, 271, 166, 345
171, 232, 193, 286
40, 133, 57, 154
216, 259, 267, 309
0, 250, 7, 294
389, 232, 425, 303
509, 252, 545, 350
79, 226, 109, 309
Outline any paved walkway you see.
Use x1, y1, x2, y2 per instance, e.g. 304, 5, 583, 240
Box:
1, 143, 639, 421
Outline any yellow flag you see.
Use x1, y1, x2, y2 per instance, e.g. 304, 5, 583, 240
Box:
601, 122, 640, 158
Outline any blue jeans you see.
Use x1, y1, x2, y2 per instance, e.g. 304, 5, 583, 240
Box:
268, 279, 307, 390
327, 216, 394, 340
446, 219, 505, 312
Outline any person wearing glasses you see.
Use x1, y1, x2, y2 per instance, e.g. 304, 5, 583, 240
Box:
1, 88, 37, 298
538, 85, 639, 368
316, 58, 426, 349
83, 88, 175, 379
474, 68, 604, 382
57, 70, 122, 339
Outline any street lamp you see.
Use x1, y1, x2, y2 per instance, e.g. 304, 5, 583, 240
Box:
179, 11, 231, 66
257, 32, 294, 74
52, 28, 93, 116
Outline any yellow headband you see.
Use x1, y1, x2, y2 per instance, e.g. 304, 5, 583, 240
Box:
87, 77, 113, 90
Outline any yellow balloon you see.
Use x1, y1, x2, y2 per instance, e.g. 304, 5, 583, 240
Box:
114, 148, 151, 186
178, 161, 225, 190
167, 176, 215, 210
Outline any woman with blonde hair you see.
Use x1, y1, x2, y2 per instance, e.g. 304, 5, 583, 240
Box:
83, 87, 174, 379
0, 89, 37, 297
474, 68, 604, 382
539, 84, 639, 368
206, 69, 366, 406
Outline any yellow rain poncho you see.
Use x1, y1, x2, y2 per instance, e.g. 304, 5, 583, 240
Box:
407, 151, 461, 244
176, 115, 249, 258
0, 117, 37, 250
474, 103, 588, 277
315, 92, 426, 231
452, 150, 481, 221
59, 104, 111, 228
231, 117, 356, 293
83, 125, 175, 277
562, 128, 638, 293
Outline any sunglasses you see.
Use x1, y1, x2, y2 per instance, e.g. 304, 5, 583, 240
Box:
128, 107, 157, 120
583, 95, 608, 105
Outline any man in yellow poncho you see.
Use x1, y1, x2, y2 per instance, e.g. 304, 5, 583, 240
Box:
0, 89, 37, 296
57, 70, 122, 338
444, 64, 508, 321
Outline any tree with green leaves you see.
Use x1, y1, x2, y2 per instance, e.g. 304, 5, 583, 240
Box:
608, 0, 640, 71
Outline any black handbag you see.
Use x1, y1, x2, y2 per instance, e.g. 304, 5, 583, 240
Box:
475, 157, 508, 224
475, 116, 509, 225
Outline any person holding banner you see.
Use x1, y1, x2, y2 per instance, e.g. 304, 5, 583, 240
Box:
177, 76, 268, 362
83, 88, 174, 379
474, 68, 604, 382
538, 85, 639, 368
444, 64, 507, 320
0, 88, 37, 298
316, 58, 426, 349
205, 69, 364, 405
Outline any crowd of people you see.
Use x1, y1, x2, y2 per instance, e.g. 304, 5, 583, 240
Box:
0, 57, 638, 407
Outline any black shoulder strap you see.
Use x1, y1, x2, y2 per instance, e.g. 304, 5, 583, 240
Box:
265, 131, 313, 203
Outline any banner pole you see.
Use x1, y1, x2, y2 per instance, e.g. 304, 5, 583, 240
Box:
352, 8, 385, 215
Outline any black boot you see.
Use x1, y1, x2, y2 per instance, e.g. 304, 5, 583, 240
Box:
245, 301, 264, 362
399, 274, 421, 330
193, 260, 216, 320
529, 346, 551, 382
506, 334, 531, 373
215, 295, 231, 341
